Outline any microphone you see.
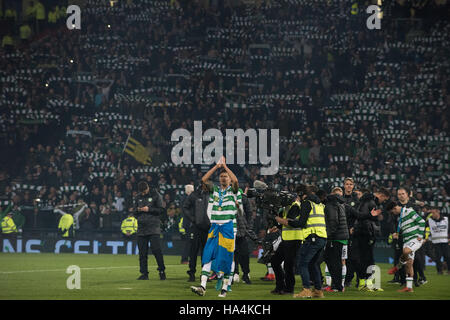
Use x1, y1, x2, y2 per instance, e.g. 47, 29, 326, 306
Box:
253, 180, 268, 191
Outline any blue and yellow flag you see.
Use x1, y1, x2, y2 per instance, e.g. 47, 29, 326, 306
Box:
202, 221, 235, 276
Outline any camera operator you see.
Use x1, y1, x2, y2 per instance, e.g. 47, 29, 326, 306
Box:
183, 182, 211, 282
270, 185, 304, 295
134, 181, 166, 281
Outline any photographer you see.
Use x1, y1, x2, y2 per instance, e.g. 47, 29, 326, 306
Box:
134, 181, 166, 281
270, 185, 305, 295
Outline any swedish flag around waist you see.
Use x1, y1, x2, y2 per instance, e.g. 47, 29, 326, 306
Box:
201, 221, 235, 275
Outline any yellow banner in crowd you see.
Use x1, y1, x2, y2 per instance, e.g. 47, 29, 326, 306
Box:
124, 136, 152, 165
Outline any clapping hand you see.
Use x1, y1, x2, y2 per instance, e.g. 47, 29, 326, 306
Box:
371, 208, 382, 217
216, 155, 226, 168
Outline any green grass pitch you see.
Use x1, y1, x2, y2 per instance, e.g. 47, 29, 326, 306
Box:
1, 253, 449, 300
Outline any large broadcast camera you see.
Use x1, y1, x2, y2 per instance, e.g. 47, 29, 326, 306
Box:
247, 180, 297, 264
247, 180, 296, 227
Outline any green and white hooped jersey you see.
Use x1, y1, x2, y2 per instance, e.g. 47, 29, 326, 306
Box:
398, 207, 426, 243
207, 185, 242, 234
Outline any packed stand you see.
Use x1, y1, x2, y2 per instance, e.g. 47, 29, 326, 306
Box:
0, 0, 449, 241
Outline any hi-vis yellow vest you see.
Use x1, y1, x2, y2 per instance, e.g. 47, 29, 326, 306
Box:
302, 201, 327, 239
1, 216, 17, 234
58, 214, 74, 237
121, 216, 138, 235
178, 217, 186, 235
48, 10, 57, 23
351, 2, 358, 15
282, 201, 303, 241
425, 213, 432, 240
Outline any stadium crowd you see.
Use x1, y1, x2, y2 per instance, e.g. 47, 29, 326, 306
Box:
0, 0, 449, 252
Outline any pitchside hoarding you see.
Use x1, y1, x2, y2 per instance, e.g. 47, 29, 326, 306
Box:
0, 237, 426, 264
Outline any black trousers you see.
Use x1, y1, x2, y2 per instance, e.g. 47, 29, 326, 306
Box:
354, 236, 375, 280
271, 240, 301, 293
188, 226, 208, 274
181, 232, 191, 262
413, 245, 426, 281
434, 243, 450, 273
393, 240, 406, 283
422, 240, 437, 262
324, 241, 344, 291
345, 237, 358, 284
234, 236, 250, 275
137, 234, 165, 275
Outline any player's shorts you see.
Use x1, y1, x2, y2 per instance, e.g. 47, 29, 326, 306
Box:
403, 238, 424, 260
341, 244, 348, 260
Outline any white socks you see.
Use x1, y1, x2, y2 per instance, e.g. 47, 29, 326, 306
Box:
200, 261, 212, 289
325, 265, 331, 286
406, 277, 413, 289
342, 265, 347, 288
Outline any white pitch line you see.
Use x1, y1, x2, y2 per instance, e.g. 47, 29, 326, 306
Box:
0, 264, 186, 275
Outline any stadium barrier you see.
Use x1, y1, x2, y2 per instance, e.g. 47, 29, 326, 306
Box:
0, 234, 424, 264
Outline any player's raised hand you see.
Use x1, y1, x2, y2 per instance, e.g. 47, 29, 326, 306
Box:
221, 156, 227, 168
215, 156, 223, 168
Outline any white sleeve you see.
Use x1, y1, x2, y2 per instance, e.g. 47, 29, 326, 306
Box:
54, 208, 66, 216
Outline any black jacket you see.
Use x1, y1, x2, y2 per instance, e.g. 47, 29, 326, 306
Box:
353, 193, 381, 239
342, 192, 359, 208
133, 189, 164, 236
236, 193, 258, 240
324, 194, 349, 241
288, 194, 321, 229
182, 188, 210, 232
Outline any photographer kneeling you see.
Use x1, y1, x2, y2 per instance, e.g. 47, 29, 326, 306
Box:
270, 185, 304, 295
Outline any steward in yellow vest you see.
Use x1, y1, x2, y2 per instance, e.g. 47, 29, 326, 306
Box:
58, 212, 74, 238
271, 190, 304, 294
35, 1, 46, 21
121, 215, 138, 237
351, 2, 358, 15
57, 5, 67, 22
20, 24, 32, 41
4, 8, 17, 21
25, 2, 36, 21
178, 217, 185, 235
2, 34, 14, 48
1, 213, 18, 235
48, 7, 57, 24
291, 184, 328, 298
